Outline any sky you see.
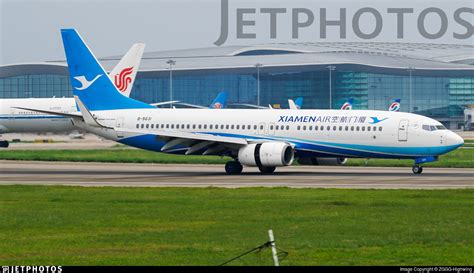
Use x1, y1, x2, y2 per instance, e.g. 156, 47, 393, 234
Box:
0, 0, 472, 65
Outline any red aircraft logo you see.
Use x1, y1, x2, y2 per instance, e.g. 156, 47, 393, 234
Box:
114, 67, 134, 92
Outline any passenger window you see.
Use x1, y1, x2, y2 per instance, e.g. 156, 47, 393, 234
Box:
356, 126, 359, 131
309, 126, 312, 130
361, 126, 365, 131
204, 125, 207, 129
351, 126, 354, 131
339, 126, 342, 131
333, 126, 336, 131
321, 126, 324, 131
136, 124, 139, 129
345, 126, 348, 131
151, 124, 154, 129
226, 125, 230, 129
314, 126, 318, 131
286, 125, 290, 130
221, 125, 224, 129
171, 124, 174, 129
236, 125, 240, 130
302, 126, 306, 130
327, 126, 330, 131
210, 125, 213, 129
260, 125, 264, 130
367, 127, 371, 132
192, 124, 196, 129
254, 125, 257, 130
270, 125, 274, 130
379, 127, 383, 131
231, 125, 234, 129
297, 125, 301, 130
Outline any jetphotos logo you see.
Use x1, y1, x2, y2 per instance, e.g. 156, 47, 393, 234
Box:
214, 0, 473, 46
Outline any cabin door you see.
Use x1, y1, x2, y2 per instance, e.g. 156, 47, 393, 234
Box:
398, 119, 409, 141
116, 117, 125, 138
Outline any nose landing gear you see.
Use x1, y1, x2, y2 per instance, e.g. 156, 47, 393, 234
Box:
412, 165, 423, 174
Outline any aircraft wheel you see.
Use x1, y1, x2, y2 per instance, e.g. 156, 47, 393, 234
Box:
0, 141, 9, 148
412, 165, 423, 174
258, 166, 276, 174
225, 161, 243, 175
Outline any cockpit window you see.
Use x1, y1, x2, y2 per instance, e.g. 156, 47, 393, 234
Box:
423, 124, 444, 131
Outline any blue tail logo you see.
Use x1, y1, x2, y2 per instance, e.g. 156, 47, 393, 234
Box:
369, 117, 388, 124
73, 75, 102, 90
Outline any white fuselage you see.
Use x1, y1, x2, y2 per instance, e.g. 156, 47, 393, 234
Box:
0, 98, 76, 133
80, 108, 463, 159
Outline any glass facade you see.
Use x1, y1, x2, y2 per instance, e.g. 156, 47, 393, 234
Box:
1, 67, 473, 128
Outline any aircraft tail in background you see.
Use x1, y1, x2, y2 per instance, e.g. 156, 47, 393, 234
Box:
389, 99, 401, 112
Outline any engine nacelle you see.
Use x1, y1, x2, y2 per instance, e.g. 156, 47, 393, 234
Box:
238, 142, 294, 167
297, 157, 347, 166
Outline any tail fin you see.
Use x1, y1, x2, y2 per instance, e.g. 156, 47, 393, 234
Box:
288, 97, 303, 110
209, 92, 228, 109
294, 97, 303, 109
109, 43, 145, 98
341, 98, 353, 110
388, 98, 401, 112
61, 29, 153, 111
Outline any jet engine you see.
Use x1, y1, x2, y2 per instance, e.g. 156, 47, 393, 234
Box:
238, 142, 294, 167
297, 157, 347, 166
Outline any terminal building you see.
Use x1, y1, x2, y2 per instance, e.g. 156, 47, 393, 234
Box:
0, 42, 473, 129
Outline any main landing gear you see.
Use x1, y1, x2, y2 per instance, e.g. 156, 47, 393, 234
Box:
258, 166, 276, 174
224, 161, 277, 175
225, 161, 243, 175
0, 140, 9, 148
412, 165, 423, 174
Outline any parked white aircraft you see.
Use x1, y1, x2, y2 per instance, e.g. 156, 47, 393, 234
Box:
0, 43, 145, 147
21, 29, 464, 175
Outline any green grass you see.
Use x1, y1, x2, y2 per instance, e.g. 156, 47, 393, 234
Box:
0, 148, 473, 167
0, 186, 472, 265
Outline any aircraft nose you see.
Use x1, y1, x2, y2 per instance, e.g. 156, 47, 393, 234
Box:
447, 131, 464, 147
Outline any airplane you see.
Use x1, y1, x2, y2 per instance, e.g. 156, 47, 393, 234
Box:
20, 29, 464, 175
165, 92, 228, 109
389, 99, 401, 112
341, 98, 354, 110
0, 43, 145, 148
288, 97, 303, 110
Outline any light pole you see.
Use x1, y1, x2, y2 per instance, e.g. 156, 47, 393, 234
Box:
408, 67, 414, 113
327, 65, 336, 109
255, 63, 263, 106
166, 59, 176, 108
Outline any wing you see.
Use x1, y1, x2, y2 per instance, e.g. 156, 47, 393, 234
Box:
116, 127, 248, 155
13, 107, 82, 118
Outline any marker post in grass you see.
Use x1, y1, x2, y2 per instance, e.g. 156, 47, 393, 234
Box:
268, 229, 279, 266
